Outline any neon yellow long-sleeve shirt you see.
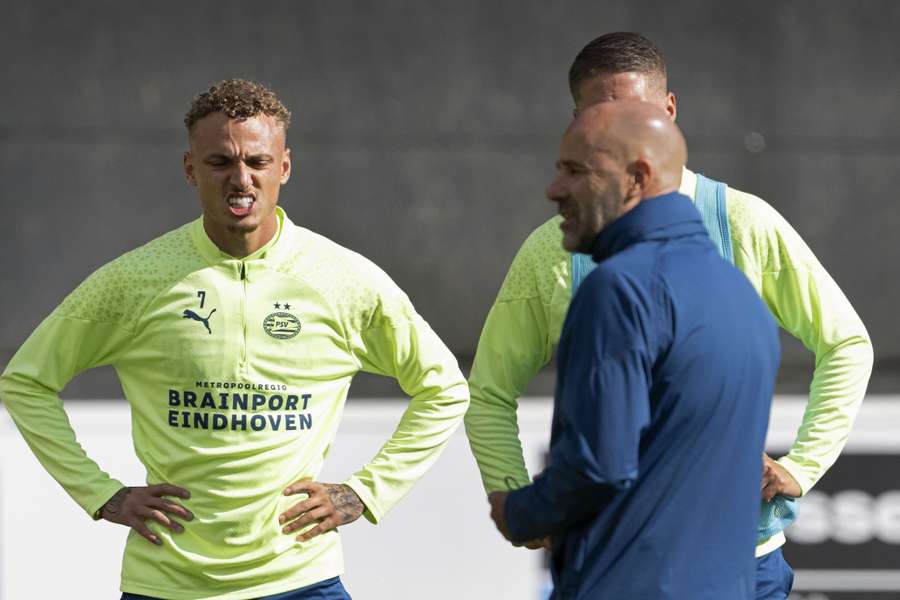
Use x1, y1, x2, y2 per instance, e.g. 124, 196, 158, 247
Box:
0, 207, 469, 600
464, 168, 873, 554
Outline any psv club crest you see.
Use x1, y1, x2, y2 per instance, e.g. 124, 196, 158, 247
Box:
264, 302, 302, 340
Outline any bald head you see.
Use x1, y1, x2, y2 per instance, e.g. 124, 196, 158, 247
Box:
569, 100, 686, 198
547, 100, 689, 253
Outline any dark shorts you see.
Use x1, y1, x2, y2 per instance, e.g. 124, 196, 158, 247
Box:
755, 548, 794, 600
121, 576, 352, 600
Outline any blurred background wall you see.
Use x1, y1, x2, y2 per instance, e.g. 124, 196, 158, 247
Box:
2, 4, 900, 599
1, 0, 898, 396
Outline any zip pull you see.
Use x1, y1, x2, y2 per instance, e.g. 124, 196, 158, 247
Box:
240, 262, 246, 280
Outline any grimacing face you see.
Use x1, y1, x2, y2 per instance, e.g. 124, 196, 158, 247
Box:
546, 129, 628, 253
183, 112, 291, 249
575, 71, 676, 121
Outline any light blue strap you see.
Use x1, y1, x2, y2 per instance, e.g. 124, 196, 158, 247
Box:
571, 252, 598, 295
693, 174, 734, 264
758, 497, 799, 542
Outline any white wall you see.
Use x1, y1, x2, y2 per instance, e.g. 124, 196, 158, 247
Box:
0, 399, 553, 600
2, 397, 897, 599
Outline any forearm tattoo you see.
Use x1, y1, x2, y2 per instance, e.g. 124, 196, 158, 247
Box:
101, 487, 132, 518
324, 484, 364, 524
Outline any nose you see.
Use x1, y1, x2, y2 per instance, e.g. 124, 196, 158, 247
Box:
230, 161, 253, 190
546, 176, 567, 205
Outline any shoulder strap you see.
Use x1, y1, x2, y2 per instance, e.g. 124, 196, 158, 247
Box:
570, 252, 597, 295
693, 173, 734, 264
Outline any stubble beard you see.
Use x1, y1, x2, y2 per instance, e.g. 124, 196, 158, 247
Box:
226, 221, 259, 235
576, 182, 625, 255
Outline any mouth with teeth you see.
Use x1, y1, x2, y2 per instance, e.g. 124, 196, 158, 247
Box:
227, 195, 255, 218
558, 206, 576, 231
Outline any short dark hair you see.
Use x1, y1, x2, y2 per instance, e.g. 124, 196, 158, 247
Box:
184, 78, 291, 132
568, 32, 667, 102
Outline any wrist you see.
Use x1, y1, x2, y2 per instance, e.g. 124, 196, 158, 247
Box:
98, 486, 131, 521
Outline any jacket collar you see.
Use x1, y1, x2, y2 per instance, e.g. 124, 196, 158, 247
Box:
191, 205, 298, 268
589, 192, 707, 262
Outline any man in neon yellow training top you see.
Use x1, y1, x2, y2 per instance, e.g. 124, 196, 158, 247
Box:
0, 79, 469, 600
464, 33, 873, 599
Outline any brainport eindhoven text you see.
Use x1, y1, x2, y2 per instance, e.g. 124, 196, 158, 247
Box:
168, 387, 313, 431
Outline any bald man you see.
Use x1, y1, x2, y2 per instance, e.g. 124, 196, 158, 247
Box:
468, 32, 873, 599
488, 102, 780, 600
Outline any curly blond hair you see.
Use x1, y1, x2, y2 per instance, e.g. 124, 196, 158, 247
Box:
184, 78, 291, 131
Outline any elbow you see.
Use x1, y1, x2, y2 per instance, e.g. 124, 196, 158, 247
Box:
847, 329, 876, 368
0, 369, 17, 404
816, 334, 874, 374
453, 381, 472, 413
862, 337, 875, 369
440, 380, 471, 424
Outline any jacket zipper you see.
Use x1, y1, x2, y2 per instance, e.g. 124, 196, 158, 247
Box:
240, 262, 248, 371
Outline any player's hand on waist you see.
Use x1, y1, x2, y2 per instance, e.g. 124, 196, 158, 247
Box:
488, 490, 550, 550
99, 484, 193, 545
279, 480, 364, 542
761, 452, 802, 502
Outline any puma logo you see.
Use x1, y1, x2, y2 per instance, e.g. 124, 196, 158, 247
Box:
182, 309, 216, 334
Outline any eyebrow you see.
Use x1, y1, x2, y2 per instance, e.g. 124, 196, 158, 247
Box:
204, 152, 274, 162
556, 158, 591, 171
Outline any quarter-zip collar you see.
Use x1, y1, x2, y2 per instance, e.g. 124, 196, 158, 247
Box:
589, 192, 708, 263
190, 206, 298, 275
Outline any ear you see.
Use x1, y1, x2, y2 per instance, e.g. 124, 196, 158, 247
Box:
280, 147, 292, 185
665, 91, 677, 122
625, 158, 652, 205
183, 151, 197, 186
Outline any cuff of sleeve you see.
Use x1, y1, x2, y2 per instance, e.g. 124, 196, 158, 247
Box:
484, 473, 530, 496
88, 479, 127, 520
504, 486, 538, 544
776, 456, 814, 496
343, 477, 383, 525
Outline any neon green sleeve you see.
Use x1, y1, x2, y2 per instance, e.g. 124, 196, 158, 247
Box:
728, 191, 873, 494
342, 273, 470, 523
464, 217, 570, 494
0, 272, 133, 518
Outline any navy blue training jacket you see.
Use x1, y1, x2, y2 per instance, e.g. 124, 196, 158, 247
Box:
505, 192, 780, 600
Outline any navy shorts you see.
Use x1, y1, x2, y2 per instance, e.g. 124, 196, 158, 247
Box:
755, 548, 794, 600
121, 576, 352, 600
